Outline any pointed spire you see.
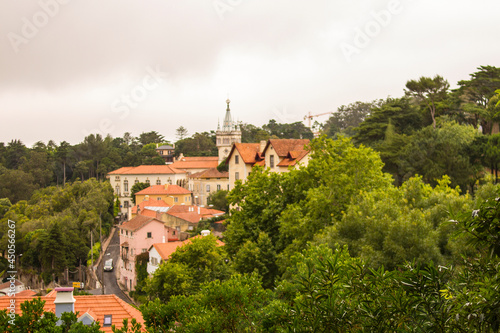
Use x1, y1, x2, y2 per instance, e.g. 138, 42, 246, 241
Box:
217, 118, 220, 131
223, 99, 233, 132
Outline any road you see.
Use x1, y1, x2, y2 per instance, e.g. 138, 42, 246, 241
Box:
94, 227, 132, 304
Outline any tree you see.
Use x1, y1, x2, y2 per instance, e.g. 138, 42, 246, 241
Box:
323, 100, 382, 137
141, 274, 271, 332
4, 140, 28, 169
145, 235, 231, 302
175, 132, 217, 157
175, 126, 189, 140
207, 190, 228, 212
130, 182, 149, 204
0, 168, 38, 203
138, 131, 164, 146
262, 120, 313, 139
405, 75, 450, 129
353, 97, 423, 147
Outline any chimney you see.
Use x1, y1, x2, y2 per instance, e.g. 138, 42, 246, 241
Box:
54, 287, 76, 320
198, 206, 200, 215
260, 140, 267, 152
162, 235, 165, 243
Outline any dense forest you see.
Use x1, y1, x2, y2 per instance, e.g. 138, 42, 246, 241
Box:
1, 65, 500, 331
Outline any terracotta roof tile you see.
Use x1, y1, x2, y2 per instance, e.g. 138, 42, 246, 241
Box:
266, 139, 310, 157
0, 293, 144, 332
189, 168, 229, 179
151, 235, 225, 260
277, 150, 309, 167
0, 280, 22, 290
119, 215, 160, 232
108, 165, 185, 175
170, 156, 219, 170
165, 205, 225, 223
228, 143, 262, 164
135, 185, 191, 195
0, 289, 36, 297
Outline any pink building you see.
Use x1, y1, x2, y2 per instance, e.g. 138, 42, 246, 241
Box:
118, 215, 177, 291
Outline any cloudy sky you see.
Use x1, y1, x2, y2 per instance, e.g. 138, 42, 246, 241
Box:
1, 0, 499, 146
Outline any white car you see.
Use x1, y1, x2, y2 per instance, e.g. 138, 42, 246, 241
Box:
104, 259, 114, 272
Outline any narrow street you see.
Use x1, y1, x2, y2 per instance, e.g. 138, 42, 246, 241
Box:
93, 227, 133, 304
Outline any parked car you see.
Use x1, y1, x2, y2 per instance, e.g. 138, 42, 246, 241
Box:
104, 259, 114, 272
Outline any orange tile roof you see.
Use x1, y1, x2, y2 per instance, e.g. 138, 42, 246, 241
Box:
169, 156, 219, 170
265, 139, 310, 157
227, 143, 262, 164
135, 184, 191, 196
131, 199, 170, 214
119, 215, 161, 232
189, 168, 229, 179
138, 209, 158, 218
108, 165, 185, 175
151, 235, 225, 260
277, 150, 309, 167
0, 293, 144, 332
0, 289, 36, 297
0, 280, 22, 290
165, 205, 225, 223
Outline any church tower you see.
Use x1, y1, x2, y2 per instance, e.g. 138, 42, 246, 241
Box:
216, 99, 241, 164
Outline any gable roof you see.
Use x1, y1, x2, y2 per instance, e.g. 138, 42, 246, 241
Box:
108, 165, 185, 175
264, 139, 310, 157
165, 205, 225, 223
150, 235, 225, 261
169, 156, 219, 170
119, 215, 162, 232
227, 143, 262, 165
135, 184, 191, 196
189, 168, 229, 179
0, 293, 144, 332
0, 279, 22, 290
156, 145, 174, 150
277, 150, 309, 167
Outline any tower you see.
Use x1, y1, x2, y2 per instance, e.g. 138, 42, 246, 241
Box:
216, 99, 241, 164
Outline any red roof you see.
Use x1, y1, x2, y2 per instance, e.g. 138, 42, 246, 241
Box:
265, 139, 310, 157
151, 235, 225, 260
165, 205, 225, 223
189, 168, 229, 179
0, 280, 22, 290
227, 143, 262, 164
169, 156, 219, 170
119, 215, 162, 232
108, 165, 185, 175
135, 184, 191, 196
0, 293, 144, 332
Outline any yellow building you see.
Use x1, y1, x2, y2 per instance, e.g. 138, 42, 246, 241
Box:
134, 184, 192, 206
189, 168, 229, 207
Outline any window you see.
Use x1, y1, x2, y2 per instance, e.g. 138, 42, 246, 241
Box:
103, 315, 112, 327
134, 180, 139, 184
217, 138, 221, 144
235, 155, 239, 164
145, 179, 150, 185
131, 248, 134, 256
142, 248, 147, 253
124, 201, 129, 208
115, 176, 120, 181
151, 257, 158, 265
157, 197, 161, 201
185, 197, 188, 202
235, 172, 239, 180
147, 232, 152, 238
121, 229, 123, 234
217, 184, 221, 191
126, 231, 128, 236
156, 179, 161, 185
206, 185, 210, 192
130, 232, 133, 237
115, 186, 120, 195
270, 155, 275, 168
172, 230, 176, 236
124, 180, 128, 192
174, 197, 178, 203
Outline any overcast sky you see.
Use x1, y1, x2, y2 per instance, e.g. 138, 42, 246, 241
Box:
1, 0, 499, 146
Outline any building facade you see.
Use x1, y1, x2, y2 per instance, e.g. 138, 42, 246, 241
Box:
189, 168, 229, 207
